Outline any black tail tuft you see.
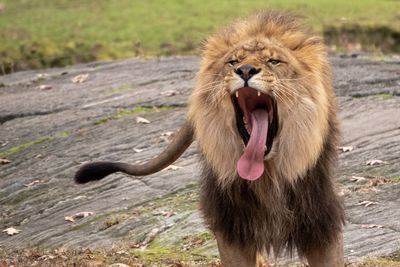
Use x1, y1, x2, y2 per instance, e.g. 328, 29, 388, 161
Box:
75, 162, 120, 184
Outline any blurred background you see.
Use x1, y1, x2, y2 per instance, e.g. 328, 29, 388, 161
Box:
0, 0, 399, 75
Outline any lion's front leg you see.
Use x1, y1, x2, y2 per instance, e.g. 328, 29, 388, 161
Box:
305, 232, 344, 267
215, 232, 267, 267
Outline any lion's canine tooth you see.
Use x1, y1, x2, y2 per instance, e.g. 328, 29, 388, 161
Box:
257, 91, 261, 97
235, 91, 239, 98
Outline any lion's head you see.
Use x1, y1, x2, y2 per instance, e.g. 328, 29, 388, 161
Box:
188, 11, 336, 186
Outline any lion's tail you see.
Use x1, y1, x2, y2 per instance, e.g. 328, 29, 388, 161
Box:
74, 120, 194, 184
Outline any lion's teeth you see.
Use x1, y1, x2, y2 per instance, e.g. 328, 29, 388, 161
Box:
235, 91, 239, 98
257, 91, 261, 97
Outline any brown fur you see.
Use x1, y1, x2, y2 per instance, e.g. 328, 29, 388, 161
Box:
188, 11, 345, 265
75, 10, 345, 266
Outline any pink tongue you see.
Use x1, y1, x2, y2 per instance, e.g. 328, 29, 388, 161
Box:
237, 109, 269, 181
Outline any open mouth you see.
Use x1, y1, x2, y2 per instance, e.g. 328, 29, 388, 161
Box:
231, 87, 278, 181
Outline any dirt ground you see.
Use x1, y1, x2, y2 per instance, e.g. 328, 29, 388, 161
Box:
0, 55, 399, 266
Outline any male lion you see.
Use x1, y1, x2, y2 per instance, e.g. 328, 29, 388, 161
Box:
76, 11, 345, 266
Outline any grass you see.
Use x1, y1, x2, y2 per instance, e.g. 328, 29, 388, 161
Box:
0, 136, 51, 158
0, 0, 399, 73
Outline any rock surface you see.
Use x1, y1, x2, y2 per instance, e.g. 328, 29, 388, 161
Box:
0, 56, 399, 265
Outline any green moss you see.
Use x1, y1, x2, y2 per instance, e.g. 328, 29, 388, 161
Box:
93, 106, 176, 125
362, 258, 400, 267
57, 130, 72, 138
0, 136, 51, 158
129, 237, 209, 264
106, 84, 137, 96
352, 92, 394, 98
391, 176, 400, 183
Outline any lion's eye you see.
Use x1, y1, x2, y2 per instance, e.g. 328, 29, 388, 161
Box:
267, 59, 281, 66
226, 59, 239, 66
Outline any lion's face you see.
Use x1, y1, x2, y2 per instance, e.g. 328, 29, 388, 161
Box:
189, 16, 334, 186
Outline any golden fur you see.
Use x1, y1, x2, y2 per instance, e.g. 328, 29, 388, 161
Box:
75, 10, 344, 266
188, 11, 335, 187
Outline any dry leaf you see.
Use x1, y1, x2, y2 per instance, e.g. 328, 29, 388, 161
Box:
109, 264, 131, 267
36, 73, 49, 80
161, 131, 174, 137
74, 211, 94, 219
366, 159, 386, 166
129, 243, 143, 249
355, 201, 378, 207
0, 158, 11, 165
160, 90, 178, 97
72, 74, 89, 83
136, 116, 150, 124
86, 260, 104, 267
65, 211, 94, 223
368, 178, 390, 187
360, 224, 384, 229
338, 146, 353, 152
350, 176, 367, 183
64, 216, 75, 223
35, 84, 52, 90
3, 227, 21, 236
163, 165, 182, 171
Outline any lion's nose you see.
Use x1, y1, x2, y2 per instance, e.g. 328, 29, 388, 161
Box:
234, 64, 261, 81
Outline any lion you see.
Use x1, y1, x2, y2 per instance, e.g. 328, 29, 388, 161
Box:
75, 11, 345, 266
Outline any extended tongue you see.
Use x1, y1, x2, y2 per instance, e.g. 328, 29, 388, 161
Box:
237, 109, 269, 180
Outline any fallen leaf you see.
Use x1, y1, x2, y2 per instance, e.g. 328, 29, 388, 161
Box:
36, 73, 49, 80
163, 165, 182, 171
0, 141, 8, 147
73, 211, 94, 219
72, 74, 89, 83
35, 84, 52, 90
160, 90, 178, 97
128, 243, 143, 249
64, 216, 75, 223
366, 159, 386, 166
109, 264, 131, 267
355, 201, 378, 207
153, 210, 176, 218
3, 227, 21, 236
0, 158, 11, 165
350, 176, 367, 183
338, 146, 353, 152
368, 178, 390, 187
38, 255, 56, 260
136, 116, 150, 124
23, 179, 44, 187
161, 131, 174, 137
360, 224, 384, 229
65, 211, 94, 223
86, 260, 104, 267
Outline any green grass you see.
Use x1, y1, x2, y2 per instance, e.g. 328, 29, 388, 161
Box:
0, 136, 51, 158
0, 0, 399, 73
